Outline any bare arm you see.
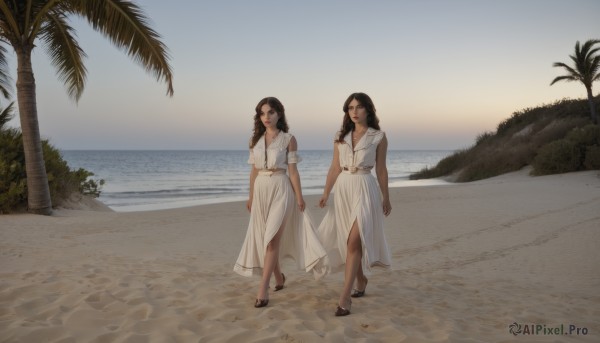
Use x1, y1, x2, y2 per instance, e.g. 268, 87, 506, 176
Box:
319, 142, 342, 208
375, 134, 391, 216
287, 136, 306, 212
246, 165, 258, 212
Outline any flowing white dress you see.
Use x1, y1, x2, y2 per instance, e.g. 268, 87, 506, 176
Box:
318, 127, 392, 274
234, 132, 328, 279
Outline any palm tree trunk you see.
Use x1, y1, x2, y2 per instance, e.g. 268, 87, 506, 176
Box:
16, 47, 52, 215
586, 87, 598, 125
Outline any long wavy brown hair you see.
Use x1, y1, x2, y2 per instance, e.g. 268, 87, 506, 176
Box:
250, 97, 289, 148
336, 92, 380, 143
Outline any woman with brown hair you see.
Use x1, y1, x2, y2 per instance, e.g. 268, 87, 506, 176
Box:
318, 92, 392, 316
234, 97, 327, 308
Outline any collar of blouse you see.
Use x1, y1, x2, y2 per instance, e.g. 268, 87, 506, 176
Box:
343, 127, 379, 151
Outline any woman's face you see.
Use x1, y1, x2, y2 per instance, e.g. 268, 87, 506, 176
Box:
260, 104, 280, 130
347, 99, 367, 125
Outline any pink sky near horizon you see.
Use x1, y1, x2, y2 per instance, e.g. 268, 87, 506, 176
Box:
4, 0, 599, 150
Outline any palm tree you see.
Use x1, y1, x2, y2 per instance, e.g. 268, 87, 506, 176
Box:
0, 1, 174, 215
551, 39, 600, 125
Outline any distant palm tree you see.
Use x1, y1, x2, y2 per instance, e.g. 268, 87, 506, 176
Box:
551, 39, 600, 125
0, 0, 174, 215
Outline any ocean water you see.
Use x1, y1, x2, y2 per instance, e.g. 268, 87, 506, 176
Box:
61, 150, 453, 212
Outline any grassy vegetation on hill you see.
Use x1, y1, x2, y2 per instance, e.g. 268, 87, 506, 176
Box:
411, 97, 600, 182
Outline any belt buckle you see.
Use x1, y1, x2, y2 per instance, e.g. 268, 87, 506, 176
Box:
349, 166, 358, 173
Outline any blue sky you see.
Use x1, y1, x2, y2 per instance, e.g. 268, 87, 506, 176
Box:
4, 0, 600, 150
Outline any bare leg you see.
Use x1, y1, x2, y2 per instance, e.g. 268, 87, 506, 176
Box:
273, 259, 284, 285
339, 220, 362, 308
355, 263, 368, 291
256, 223, 285, 301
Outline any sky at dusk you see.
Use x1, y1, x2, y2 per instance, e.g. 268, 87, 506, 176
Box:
4, 0, 600, 150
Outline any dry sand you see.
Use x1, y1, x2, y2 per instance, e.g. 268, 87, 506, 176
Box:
1, 168, 599, 342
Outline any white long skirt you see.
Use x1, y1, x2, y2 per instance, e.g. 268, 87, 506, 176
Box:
234, 173, 327, 279
318, 172, 392, 274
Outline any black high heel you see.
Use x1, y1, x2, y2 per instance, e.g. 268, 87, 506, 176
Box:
335, 300, 352, 316
254, 299, 269, 308
335, 306, 350, 316
351, 277, 368, 298
274, 273, 286, 291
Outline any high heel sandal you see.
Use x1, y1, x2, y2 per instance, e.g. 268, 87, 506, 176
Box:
254, 298, 269, 308
351, 277, 368, 298
335, 300, 352, 316
274, 273, 286, 291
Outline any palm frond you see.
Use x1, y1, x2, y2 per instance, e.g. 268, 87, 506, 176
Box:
27, 0, 67, 45
593, 54, 600, 83
588, 46, 600, 58
0, 1, 21, 39
0, 44, 13, 98
71, 0, 174, 96
580, 39, 600, 56
550, 75, 577, 85
39, 10, 87, 101
592, 56, 600, 74
569, 54, 585, 72
0, 101, 15, 131
552, 62, 579, 77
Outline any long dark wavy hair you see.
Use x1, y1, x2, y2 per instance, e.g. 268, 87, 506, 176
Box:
250, 97, 289, 148
336, 92, 380, 143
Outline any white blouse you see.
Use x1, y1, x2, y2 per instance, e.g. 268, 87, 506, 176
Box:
336, 127, 385, 170
247, 132, 301, 169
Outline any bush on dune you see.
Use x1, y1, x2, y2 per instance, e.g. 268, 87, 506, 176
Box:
532, 124, 600, 175
411, 97, 600, 182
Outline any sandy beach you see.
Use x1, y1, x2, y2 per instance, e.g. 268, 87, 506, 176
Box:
1, 168, 599, 342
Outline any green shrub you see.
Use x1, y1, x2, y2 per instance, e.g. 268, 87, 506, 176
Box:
531, 140, 581, 175
0, 122, 104, 213
565, 124, 600, 146
72, 168, 105, 197
410, 149, 469, 179
457, 144, 533, 181
583, 145, 600, 169
496, 98, 591, 137
474, 131, 495, 146
530, 117, 588, 148
0, 127, 26, 213
532, 124, 600, 175
497, 106, 543, 137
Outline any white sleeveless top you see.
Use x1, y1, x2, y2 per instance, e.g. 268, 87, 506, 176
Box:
247, 132, 301, 169
336, 128, 385, 170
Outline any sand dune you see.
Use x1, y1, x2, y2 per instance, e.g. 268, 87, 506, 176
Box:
1, 168, 599, 342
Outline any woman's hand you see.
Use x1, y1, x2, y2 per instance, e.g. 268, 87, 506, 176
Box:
297, 197, 306, 212
383, 198, 392, 217
246, 198, 253, 212
319, 194, 329, 208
